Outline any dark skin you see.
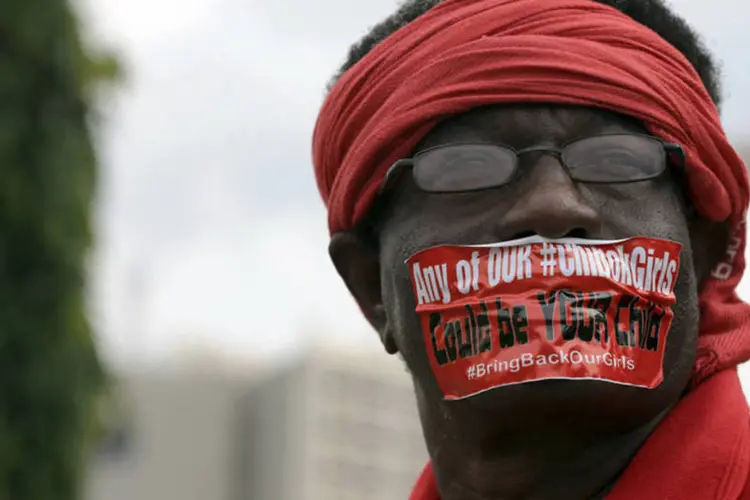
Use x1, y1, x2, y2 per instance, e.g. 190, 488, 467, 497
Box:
330, 104, 730, 500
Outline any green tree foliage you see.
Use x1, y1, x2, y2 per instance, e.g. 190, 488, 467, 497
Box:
0, 1, 118, 499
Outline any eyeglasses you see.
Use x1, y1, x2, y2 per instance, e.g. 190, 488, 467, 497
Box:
379, 134, 684, 194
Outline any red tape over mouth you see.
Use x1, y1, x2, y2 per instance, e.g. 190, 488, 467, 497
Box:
407, 236, 682, 400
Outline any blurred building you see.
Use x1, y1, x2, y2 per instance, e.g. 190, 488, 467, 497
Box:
248, 349, 428, 500
85, 369, 247, 500
86, 347, 428, 500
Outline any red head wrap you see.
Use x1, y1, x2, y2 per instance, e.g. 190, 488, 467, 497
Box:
312, 0, 750, 382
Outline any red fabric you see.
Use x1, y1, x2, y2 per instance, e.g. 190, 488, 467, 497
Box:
311, 0, 750, 497
409, 369, 750, 500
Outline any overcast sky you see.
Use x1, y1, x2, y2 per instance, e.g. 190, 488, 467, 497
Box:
78, 0, 750, 371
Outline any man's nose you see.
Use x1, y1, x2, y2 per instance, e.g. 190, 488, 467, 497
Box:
499, 154, 602, 239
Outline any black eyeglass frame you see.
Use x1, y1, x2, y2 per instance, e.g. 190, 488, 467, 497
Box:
378, 133, 685, 195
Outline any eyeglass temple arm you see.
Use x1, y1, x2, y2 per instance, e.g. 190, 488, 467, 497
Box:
664, 143, 685, 166
380, 158, 414, 193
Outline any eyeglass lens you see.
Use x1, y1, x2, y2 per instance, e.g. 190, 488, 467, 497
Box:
413, 135, 667, 193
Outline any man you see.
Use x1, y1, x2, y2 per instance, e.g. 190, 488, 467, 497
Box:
312, 0, 750, 498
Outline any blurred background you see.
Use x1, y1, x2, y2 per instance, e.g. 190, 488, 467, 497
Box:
52, 0, 750, 499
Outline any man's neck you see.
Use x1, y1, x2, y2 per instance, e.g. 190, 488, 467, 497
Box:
428, 411, 667, 500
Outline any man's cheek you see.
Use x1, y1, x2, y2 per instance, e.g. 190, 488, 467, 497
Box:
385, 278, 448, 386
659, 255, 700, 371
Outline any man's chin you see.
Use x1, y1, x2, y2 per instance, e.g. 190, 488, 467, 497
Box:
444, 378, 676, 434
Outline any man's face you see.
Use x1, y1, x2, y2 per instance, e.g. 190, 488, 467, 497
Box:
332, 103, 718, 449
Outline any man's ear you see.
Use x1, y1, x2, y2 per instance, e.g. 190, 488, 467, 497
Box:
329, 232, 398, 354
688, 215, 731, 285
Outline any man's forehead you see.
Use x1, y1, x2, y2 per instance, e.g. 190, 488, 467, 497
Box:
416, 104, 648, 151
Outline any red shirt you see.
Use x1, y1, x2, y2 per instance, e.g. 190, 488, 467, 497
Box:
411, 369, 750, 500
